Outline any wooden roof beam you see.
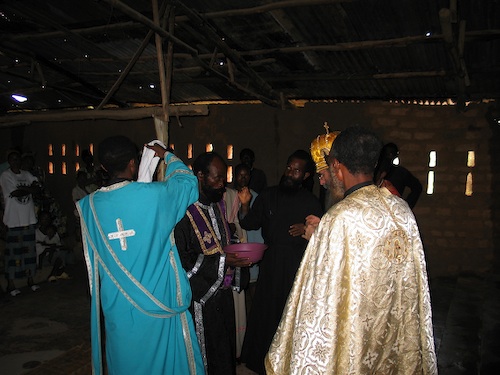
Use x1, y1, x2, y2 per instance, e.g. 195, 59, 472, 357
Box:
439, 7, 470, 110
4, 3, 121, 63
101, 0, 279, 106
0, 104, 209, 128
0, 45, 127, 108
173, 0, 282, 104
6, 1, 350, 42
96, 0, 171, 110
175, 0, 353, 22
172, 70, 448, 84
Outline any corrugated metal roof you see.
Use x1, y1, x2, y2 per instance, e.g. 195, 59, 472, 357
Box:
0, 0, 499, 114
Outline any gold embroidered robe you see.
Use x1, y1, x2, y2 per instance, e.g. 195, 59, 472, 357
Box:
266, 185, 437, 375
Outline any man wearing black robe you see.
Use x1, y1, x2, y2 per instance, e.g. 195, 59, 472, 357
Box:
238, 150, 323, 374
175, 152, 251, 375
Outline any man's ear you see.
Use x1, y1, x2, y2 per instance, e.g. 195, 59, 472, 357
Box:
304, 171, 311, 180
336, 167, 344, 182
331, 158, 343, 181
128, 159, 137, 173
196, 170, 204, 181
336, 164, 347, 183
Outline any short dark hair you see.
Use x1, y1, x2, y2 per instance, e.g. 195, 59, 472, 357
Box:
330, 126, 382, 175
76, 170, 87, 179
239, 148, 255, 161
21, 153, 35, 162
287, 149, 315, 175
7, 149, 21, 161
234, 163, 251, 176
192, 151, 226, 175
98, 136, 138, 176
381, 142, 399, 160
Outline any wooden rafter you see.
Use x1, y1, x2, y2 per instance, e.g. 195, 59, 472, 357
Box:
174, 1, 281, 103
439, 7, 470, 110
100, 0, 280, 106
0, 105, 209, 128
1, 0, 499, 111
0, 44, 127, 108
95, 30, 155, 110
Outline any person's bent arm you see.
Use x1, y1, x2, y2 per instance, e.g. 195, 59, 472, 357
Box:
238, 190, 264, 231
237, 186, 252, 217
302, 215, 321, 240
405, 172, 423, 209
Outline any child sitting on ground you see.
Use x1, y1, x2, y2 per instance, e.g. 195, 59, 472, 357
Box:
36, 212, 70, 282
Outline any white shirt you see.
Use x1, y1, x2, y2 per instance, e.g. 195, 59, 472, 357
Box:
0, 168, 38, 228
36, 228, 62, 257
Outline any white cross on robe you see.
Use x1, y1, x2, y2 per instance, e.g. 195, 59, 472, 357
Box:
107, 218, 136, 250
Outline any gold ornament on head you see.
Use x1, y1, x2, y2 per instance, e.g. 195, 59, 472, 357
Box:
310, 122, 340, 173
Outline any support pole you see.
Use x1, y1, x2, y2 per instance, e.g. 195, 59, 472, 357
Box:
152, 0, 170, 180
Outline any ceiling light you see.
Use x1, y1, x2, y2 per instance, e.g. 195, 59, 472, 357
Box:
149, 84, 155, 89
12, 94, 28, 102
425, 31, 432, 37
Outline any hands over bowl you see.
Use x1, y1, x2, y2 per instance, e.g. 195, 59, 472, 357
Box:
224, 243, 268, 264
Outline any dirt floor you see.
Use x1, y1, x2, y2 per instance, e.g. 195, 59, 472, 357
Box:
0, 254, 257, 375
0, 259, 92, 374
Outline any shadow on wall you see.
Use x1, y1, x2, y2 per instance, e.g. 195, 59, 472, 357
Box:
486, 104, 500, 270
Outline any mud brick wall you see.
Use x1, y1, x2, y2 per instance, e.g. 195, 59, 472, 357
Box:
1, 100, 497, 277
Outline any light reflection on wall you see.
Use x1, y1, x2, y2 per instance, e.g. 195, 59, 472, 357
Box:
466, 150, 475, 196
427, 151, 436, 195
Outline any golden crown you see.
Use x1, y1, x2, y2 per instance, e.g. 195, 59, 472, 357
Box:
310, 122, 340, 172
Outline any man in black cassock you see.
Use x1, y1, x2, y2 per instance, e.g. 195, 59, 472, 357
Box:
174, 151, 251, 375
238, 149, 323, 374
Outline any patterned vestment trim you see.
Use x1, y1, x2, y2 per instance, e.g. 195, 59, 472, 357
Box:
78, 188, 198, 373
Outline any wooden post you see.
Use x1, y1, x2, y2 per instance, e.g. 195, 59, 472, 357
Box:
154, 116, 169, 164
152, 0, 169, 180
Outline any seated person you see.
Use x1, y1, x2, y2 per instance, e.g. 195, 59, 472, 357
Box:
36, 212, 70, 282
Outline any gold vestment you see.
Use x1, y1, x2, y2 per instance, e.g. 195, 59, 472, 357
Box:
266, 185, 437, 375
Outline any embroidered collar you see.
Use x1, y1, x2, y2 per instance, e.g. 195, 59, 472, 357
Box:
344, 181, 373, 198
195, 200, 213, 210
99, 180, 132, 192
186, 201, 230, 256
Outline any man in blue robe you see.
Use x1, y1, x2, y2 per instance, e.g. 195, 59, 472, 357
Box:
77, 136, 204, 375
